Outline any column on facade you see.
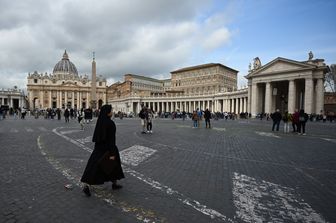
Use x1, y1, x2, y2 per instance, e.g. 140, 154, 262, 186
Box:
58, 91, 61, 108
72, 91, 75, 108
239, 98, 243, 114
265, 82, 272, 114
214, 100, 217, 112
39, 90, 44, 109
86, 92, 90, 108
48, 91, 52, 108
251, 83, 258, 117
304, 78, 314, 114
235, 98, 238, 114
247, 82, 252, 114
77, 91, 80, 109
287, 80, 296, 114
64, 91, 68, 108
228, 99, 231, 112
244, 97, 247, 113
315, 78, 324, 114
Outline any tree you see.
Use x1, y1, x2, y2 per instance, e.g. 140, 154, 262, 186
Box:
325, 64, 336, 92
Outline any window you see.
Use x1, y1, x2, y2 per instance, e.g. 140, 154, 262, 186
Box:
34, 79, 38, 83
99, 82, 102, 86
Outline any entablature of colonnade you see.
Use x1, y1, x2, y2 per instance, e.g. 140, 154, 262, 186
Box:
245, 57, 327, 83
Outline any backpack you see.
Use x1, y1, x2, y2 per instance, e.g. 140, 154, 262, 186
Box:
299, 116, 305, 122
139, 110, 145, 119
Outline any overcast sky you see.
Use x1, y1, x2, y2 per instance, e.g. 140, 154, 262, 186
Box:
0, 0, 335, 91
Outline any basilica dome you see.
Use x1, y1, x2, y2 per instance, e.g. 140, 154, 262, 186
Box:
53, 50, 78, 78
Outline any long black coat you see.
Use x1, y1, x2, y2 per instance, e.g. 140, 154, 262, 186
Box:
81, 120, 125, 185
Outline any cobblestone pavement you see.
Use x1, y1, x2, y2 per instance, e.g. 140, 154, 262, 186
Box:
0, 116, 335, 223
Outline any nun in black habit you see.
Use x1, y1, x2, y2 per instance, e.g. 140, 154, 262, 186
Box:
81, 104, 125, 196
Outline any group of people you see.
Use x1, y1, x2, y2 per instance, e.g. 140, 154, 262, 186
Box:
191, 108, 212, 128
271, 109, 309, 135
139, 106, 154, 134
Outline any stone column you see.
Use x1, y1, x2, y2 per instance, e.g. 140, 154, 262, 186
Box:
235, 98, 239, 114
288, 80, 296, 114
85, 91, 91, 108
315, 78, 324, 114
57, 91, 60, 108
239, 98, 243, 113
304, 78, 314, 114
49, 91, 52, 108
245, 97, 248, 112
265, 82, 272, 114
40, 91, 44, 109
251, 83, 258, 117
72, 92, 75, 109
248, 82, 252, 114
77, 91, 80, 109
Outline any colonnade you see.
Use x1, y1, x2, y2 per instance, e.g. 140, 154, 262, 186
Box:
119, 95, 249, 114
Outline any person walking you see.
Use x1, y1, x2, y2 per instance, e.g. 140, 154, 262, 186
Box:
64, 108, 70, 123
297, 109, 309, 135
78, 110, 84, 130
81, 105, 125, 196
192, 111, 199, 128
204, 108, 211, 128
139, 106, 147, 134
197, 109, 203, 128
283, 111, 290, 133
146, 108, 154, 133
292, 109, 299, 133
271, 109, 282, 131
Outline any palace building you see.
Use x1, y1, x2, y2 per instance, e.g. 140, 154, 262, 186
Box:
108, 53, 329, 117
27, 51, 107, 110
107, 63, 246, 114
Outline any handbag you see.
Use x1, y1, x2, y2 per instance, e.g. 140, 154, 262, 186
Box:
98, 151, 117, 175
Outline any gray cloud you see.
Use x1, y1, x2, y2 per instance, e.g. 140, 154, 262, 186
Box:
0, 0, 235, 90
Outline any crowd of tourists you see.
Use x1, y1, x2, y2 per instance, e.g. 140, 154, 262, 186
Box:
270, 109, 310, 135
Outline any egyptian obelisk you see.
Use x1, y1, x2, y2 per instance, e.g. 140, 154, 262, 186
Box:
90, 52, 97, 109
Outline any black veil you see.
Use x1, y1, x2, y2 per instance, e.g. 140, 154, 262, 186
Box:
92, 105, 112, 143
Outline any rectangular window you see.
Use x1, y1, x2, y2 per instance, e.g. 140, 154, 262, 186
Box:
34, 79, 38, 83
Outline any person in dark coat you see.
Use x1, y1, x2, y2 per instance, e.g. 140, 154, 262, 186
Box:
81, 104, 125, 196
271, 109, 282, 131
64, 108, 70, 123
297, 109, 309, 135
204, 108, 211, 128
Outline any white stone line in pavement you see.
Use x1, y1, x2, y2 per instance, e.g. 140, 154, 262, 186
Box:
38, 127, 47, 132
52, 127, 234, 222
120, 145, 156, 166
25, 127, 34, 132
60, 129, 83, 135
76, 136, 92, 144
10, 128, 18, 133
255, 131, 280, 138
212, 127, 226, 131
322, 138, 336, 143
233, 172, 326, 223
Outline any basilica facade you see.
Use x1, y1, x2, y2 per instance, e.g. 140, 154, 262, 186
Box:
27, 51, 107, 110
